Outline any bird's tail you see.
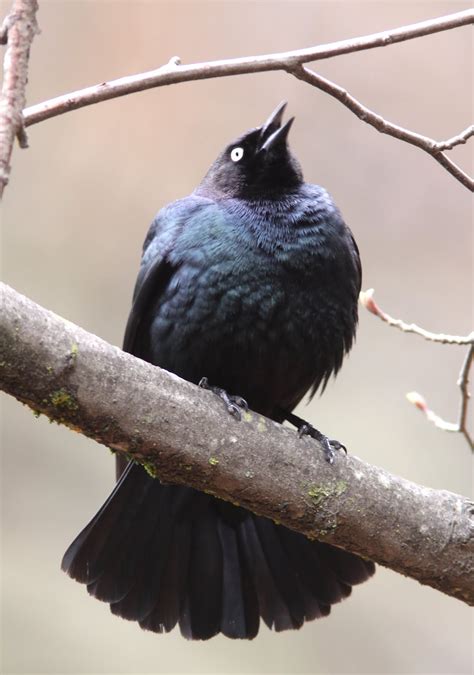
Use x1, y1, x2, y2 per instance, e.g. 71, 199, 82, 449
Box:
62, 463, 374, 640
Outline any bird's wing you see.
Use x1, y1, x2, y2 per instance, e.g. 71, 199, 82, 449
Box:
123, 195, 212, 356
118, 245, 175, 479
117, 196, 213, 477
349, 232, 362, 294
122, 253, 175, 357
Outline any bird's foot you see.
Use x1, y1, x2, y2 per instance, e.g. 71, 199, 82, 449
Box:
283, 410, 346, 464
297, 423, 346, 465
199, 377, 248, 420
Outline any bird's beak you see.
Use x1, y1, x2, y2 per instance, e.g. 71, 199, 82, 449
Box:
258, 117, 295, 153
258, 102, 294, 153
259, 101, 287, 143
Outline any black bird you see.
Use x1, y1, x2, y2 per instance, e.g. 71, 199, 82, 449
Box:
62, 103, 375, 640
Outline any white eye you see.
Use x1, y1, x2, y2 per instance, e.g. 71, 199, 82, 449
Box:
230, 147, 244, 162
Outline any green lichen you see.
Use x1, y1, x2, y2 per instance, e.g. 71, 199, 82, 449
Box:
70, 343, 79, 358
143, 462, 158, 478
208, 456, 219, 466
307, 480, 347, 505
313, 519, 338, 539
257, 417, 267, 433
242, 411, 253, 423
50, 388, 78, 410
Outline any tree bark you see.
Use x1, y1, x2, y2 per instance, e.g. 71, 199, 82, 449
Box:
0, 0, 39, 197
1, 282, 473, 604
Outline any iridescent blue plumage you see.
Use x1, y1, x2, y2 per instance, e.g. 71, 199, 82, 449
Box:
63, 102, 373, 640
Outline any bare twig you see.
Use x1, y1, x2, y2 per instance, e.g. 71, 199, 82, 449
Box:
407, 345, 474, 452
360, 289, 474, 345
1, 282, 473, 604
0, 0, 39, 198
436, 125, 474, 151
20, 9, 473, 190
407, 391, 459, 432
457, 345, 474, 449
361, 289, 474, 451
290, 66, 473, 191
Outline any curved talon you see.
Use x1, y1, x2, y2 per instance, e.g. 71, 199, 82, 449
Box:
297, 423, 311, 439
199, 377, 247, 420
297, 422, 345, 464
227, 404, 242, 420
329, 439, 347, 454
229, 395, 248, 411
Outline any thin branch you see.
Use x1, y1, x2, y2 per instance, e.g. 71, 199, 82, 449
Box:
290, 65, 473, 191
1, 281, 473, 605
458, 345, 474, 449
407, 391, 459, 432
20, 10, 473, 191
361, 289, 474, 451
0, 0, 39, 198
407, 348, 474, 452
436, 125, 474, 151
360, 289, 474, 345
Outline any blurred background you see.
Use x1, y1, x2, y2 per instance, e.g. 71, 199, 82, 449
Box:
1, 1, 472, 673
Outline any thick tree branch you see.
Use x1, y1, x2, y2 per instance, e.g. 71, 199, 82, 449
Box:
1, 282, 473, 605
0, 0, 39, 197
20, 9, 474, 190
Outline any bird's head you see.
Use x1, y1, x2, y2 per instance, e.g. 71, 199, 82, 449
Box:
196, 102, 303, 199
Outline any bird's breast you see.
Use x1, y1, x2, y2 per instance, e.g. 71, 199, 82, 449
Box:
148, 240, 354, 416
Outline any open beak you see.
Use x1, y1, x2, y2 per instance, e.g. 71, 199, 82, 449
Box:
258, 101, 294, 152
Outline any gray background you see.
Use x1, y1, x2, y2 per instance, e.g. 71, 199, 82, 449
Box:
1, 1, 472, 673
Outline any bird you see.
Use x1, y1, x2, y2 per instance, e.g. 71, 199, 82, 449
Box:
62, 102, 375, 640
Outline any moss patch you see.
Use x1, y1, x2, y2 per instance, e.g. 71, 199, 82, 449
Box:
257, 417, 267, 433
307, 480, 347, 505
49, 388, 78, 410
142, 461, 159, 478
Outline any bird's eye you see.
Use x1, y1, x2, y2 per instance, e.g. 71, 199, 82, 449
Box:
230, 147, 244, 162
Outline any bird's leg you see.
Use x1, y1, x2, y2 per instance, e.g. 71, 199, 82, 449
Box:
199, 377, 249, 420
284, 411, 346, 465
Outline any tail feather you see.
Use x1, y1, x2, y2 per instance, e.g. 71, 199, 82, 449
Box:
88, 480, 163, 604
62, 464, 375, 639
185, 498, 223, 640
235, 526, 260, 639
317, 542, 376, 585
109, 485, 193, 622
61, 463, 144, 584
217, 517, 251, 638
239, 517, 294, 632
140, 514, 192, 633
253, 517, 306, 629
277, 526, 349, 607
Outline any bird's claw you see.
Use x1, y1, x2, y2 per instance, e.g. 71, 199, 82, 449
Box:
298, 423, 346, 464
199, 377, 248, 421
